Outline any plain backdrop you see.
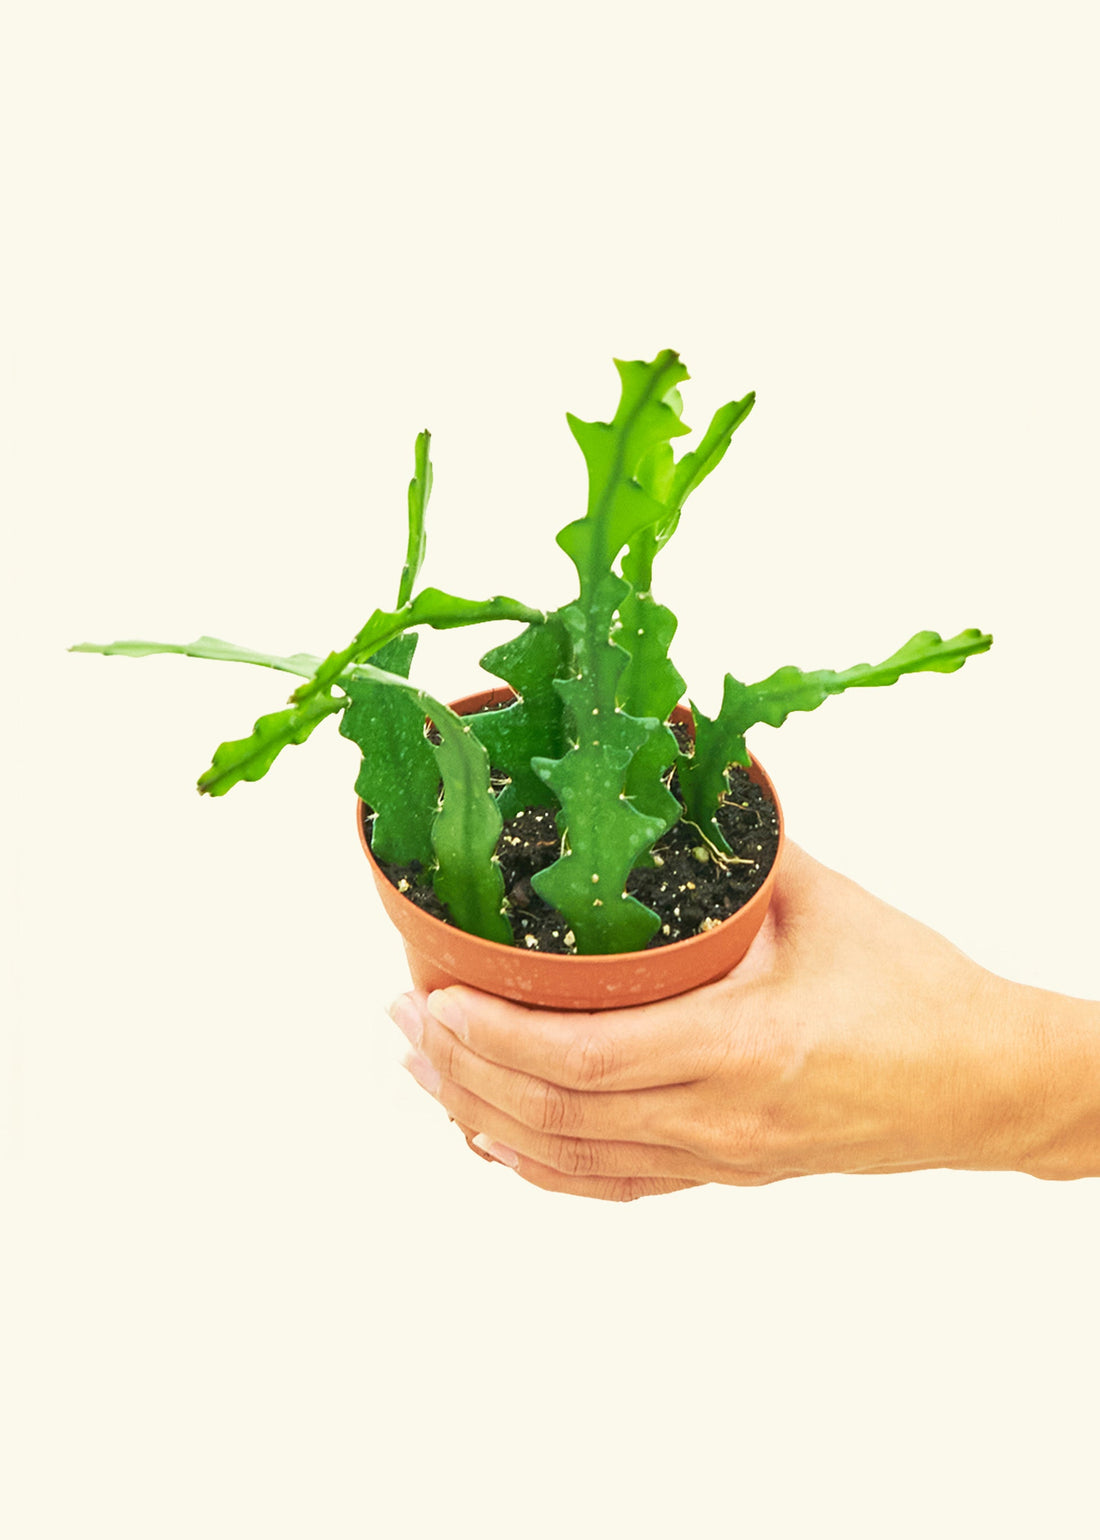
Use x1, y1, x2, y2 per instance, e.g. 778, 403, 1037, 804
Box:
3, 2, 1098, 1537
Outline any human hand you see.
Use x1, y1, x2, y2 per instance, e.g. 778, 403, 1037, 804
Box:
388, 843, 1097, 1200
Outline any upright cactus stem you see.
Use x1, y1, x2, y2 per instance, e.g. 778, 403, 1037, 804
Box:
529, 353, 691, 952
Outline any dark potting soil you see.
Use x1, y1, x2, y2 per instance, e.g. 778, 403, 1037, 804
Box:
370, 724, 780, 954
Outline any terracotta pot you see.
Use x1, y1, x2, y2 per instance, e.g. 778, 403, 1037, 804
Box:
357, 687, 784, 1010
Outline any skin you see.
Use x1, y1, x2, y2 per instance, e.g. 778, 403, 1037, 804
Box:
388, 842, 1100, 1201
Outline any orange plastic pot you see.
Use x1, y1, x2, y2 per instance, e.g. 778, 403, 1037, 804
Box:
357, 688, 784, 1010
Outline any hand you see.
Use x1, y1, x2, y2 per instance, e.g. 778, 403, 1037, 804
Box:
388, 843, 1097, 1200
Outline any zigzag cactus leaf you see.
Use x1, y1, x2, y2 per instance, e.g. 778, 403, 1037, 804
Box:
615, 583, 684, 845
616, 575, 684, 719
681, 628, 994, 849
69, 635, 323, 679
339, 635, 438, 866
398, 430, 433, 608
614, 388, 755, 845
473, 615, 571, 819
557, 353, 691, 575
666, 391, 756, 537
197, 694, 344, 796
618, 725, 682, 851
618, 433, 688, 722
617, 534, 685, 843
345, 661, 510, 944
336, 433, 440, 863
429, 706, 511, 947
292, 587, 545, 704
335, 432, 441, 863
531, 735, 668, 954
619, 389, 756, 627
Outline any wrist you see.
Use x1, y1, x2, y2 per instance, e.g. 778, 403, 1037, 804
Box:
1001, 978, 1100, 1180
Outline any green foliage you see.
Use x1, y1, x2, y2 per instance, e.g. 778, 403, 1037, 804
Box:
473, 616, 571, 819
398, 430, 433, 608
680, 629, 995, 850
341, 661, 510, 944
340, 635, 438, 866
69, 635, 323, 678
616, 452, 687, 844
426, 699, 510, 947
198, 694, 344, 796
72, 359, 993, 957
335, 434, 438, 864
291, 586, 545, 705
530, 352, 693, 952
615, 386, 757, 844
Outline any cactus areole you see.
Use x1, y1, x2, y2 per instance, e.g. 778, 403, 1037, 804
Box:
73, 351, 992, 964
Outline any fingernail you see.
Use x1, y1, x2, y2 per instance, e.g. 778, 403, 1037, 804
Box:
471, 1132, 520, 1168
388, 995, 423, 1050
403, 1053, 441, 1095
427, 989, 467, 1040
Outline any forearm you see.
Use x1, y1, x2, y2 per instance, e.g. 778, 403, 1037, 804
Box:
1004, 979, 1100, 1180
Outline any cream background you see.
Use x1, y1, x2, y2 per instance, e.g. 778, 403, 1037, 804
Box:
3, 2, 1098, 1536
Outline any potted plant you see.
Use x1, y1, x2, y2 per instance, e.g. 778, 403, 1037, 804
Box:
73, 350, 991, 1009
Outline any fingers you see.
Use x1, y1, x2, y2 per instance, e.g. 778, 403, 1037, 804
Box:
393, 992, 691, 1147
492, 1153, 783, 1200
384, 943, 794, 1201
408, 1047, 787, 1189
421, 978, 740, 1094
409, 1055, 711, 1183
456, 1120, 495, 1161
491, 1159, 702, 1203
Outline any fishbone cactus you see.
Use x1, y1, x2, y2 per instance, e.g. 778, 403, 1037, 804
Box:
72, 351, 993, 954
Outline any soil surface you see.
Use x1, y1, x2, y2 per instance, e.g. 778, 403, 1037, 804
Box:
370, 721, 780, 954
